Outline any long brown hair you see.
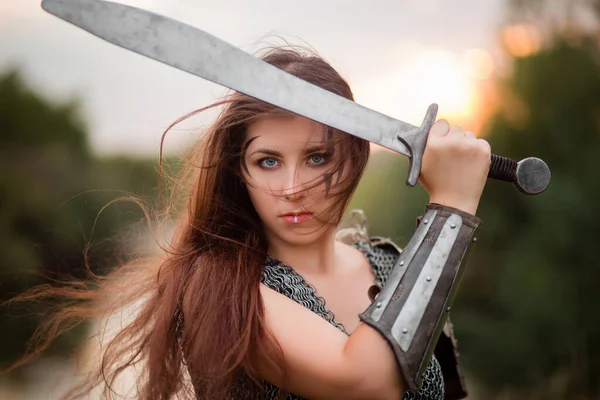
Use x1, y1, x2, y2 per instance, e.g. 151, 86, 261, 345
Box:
3, 46, 370, 399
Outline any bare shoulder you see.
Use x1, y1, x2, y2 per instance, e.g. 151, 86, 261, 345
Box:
259, 283, 348, 339
334, 240, 372, 274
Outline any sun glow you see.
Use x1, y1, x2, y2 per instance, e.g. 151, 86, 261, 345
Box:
354, 45, 496, 146
411, 50, 472, 119
501, 24, 542, 58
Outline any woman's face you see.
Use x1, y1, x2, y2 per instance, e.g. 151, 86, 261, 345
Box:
242, 115, 342, 247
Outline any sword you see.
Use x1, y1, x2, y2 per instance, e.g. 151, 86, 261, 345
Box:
41, 0, 551, 195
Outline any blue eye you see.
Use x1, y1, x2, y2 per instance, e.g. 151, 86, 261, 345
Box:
259, 157, 279, 169
308, 154, 328, 165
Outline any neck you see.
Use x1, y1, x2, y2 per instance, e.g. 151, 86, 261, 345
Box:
267, 226, 339, 276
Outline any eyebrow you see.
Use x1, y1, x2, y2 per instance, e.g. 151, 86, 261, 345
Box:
248, 144, 330, 157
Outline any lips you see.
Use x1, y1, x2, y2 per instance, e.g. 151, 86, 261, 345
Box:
279, 212, 313, 224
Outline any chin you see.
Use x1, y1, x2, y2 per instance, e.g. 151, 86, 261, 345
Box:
275, 224, 334, 246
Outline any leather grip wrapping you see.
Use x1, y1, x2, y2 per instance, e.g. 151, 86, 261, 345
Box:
359, 203, 481, 391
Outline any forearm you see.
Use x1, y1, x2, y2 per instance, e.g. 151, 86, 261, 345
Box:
358, 203, 481, 392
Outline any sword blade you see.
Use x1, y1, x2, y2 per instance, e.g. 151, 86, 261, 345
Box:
42, 0, 437, 185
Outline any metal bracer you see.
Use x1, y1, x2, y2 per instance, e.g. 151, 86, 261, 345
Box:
359, 203, 481, 391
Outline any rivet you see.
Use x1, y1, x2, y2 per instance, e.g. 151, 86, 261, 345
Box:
423, 219, 429, 224
446, 306, 451, 312
399, 261, 405, 266
426, 276, 432, 282
472, 237, 478, 243
376, 302, 382, 308
450, 223, 457, 229
402, 328, 408, 334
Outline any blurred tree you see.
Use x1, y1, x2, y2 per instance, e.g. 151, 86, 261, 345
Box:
0, 69, 160, 373
454, 37, 600, 399
508, 0, 600, 29
505, 0, 600, 57
458, 1, 600, 398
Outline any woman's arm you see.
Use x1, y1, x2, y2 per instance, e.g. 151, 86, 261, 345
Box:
259, 283, 404, 400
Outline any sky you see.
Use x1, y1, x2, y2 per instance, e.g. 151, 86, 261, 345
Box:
0, 0, 507, 156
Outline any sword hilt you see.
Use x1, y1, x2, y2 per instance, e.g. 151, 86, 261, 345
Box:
405, 104, 551, 195
488, 155, 551, 195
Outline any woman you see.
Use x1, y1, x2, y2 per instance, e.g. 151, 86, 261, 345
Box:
6, 47, 490, 399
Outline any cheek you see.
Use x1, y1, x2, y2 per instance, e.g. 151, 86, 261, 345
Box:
246, 186, 274, 213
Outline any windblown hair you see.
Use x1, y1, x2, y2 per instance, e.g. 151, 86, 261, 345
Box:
3, 46, 370, 399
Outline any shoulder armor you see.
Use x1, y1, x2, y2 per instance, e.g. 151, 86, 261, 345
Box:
337, 209, 402, 254
365, 235, 403, 255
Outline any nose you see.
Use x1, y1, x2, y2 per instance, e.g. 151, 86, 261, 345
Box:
281, 169, 306, 201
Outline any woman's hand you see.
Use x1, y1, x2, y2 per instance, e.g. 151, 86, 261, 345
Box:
419, 120, 491, 215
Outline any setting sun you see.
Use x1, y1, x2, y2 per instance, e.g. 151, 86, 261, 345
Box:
410, 49, 472, 120
354, 46, 495, 143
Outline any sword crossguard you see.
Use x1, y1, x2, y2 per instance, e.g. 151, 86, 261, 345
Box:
401, 103, 439, 187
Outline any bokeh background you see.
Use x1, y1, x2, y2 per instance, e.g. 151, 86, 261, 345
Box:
1, 0, 599, 398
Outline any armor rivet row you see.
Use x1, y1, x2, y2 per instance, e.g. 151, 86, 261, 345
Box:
450, 223, 457, 229
423, 219, 429, 224
426, 276, 432, 282
402, 328, 408, 334
376, 302, 382, 308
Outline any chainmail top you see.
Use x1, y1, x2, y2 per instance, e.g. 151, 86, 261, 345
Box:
230, 237, 444, 400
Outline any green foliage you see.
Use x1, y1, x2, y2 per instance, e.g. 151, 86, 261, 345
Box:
0, 69, 160, 369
